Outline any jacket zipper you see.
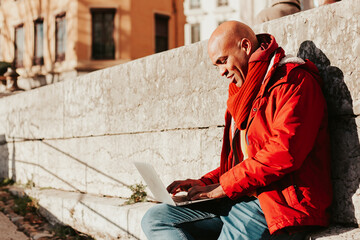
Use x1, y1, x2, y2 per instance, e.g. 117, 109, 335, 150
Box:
232, 129, 240, 165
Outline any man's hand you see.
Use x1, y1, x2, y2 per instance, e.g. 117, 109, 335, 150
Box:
167, 179, 206, 195
187, 183, 226, 200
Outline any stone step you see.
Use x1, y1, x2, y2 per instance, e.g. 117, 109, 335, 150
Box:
9, 186, 360, 240
10, 186, 154, 240
308, 226, 360, 240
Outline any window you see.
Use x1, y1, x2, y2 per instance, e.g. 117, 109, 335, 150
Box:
217, 0, 228, 7
190, 0, 201, 9
34, 18, 44, 65
91, 8, 116, 60
14, 24, 24, 68
155, 14, 169, 53
0, 30, 2, 61
56, 12, 66, 62
191, 23, 200, 43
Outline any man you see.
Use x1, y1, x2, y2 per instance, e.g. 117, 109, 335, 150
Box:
141, 21, 332, 240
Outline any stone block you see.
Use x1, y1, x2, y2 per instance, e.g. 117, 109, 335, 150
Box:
25, 187, 153, 240
80, 128, 221, 198
9, 128, 221, 198
6, 141, 38, 186
62, 42, 226, 138
35, 139, 87, 193
1, 83, 64, 140
0, 139, 10, 179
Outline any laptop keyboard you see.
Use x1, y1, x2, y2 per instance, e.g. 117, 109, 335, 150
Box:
172, 194, 188, 203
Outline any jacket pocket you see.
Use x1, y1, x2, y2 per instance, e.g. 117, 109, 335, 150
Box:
281, 176, 302, 207
285, 185, 301, 206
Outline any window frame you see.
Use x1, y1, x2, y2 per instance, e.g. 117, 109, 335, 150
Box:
217, 0, 228, 7
90, 8, 116, 60
14, 23, 24, 68
55, 12, 66, 62
33, 17, 44, 65
191, 23, 201, 43
154, 13, 169, 53
189, 0, 201, 9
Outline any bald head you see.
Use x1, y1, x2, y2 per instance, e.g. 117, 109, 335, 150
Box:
207, 21, 259, 88
208, 21, 258, 57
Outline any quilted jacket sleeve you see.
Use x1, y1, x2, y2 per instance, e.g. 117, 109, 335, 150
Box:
199, 167, 220, 185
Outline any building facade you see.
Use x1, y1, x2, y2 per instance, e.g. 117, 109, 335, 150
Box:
0, 0, 185, 90
183, 0, 315, 45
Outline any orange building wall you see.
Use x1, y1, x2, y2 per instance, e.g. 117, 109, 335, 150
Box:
130, 0, 185, 60
0, 0, 77, 74
76, 0, 185, 67
0, 0, 185, 83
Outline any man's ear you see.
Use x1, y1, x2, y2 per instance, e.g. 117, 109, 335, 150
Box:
239, 38, 252, 56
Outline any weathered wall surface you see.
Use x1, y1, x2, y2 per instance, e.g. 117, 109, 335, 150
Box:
0, 40, 226, 199
0, 0, 359, 229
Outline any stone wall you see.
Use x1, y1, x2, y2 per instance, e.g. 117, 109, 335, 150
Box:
0, 39, 226, 199
0, 0, 359, 228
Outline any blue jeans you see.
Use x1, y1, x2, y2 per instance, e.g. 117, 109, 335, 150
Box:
141, 197, 310, 240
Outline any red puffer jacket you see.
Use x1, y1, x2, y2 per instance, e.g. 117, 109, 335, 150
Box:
200, 43, 332, 234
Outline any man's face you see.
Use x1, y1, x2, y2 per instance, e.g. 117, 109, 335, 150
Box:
208, 37, 250, 88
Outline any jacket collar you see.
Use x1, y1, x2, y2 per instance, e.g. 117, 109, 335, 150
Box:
250, 34, 279, 63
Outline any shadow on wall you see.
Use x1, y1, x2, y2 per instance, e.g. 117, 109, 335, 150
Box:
0, 134, 9, 179
38, 196, 141, 240
297, 41, 360, 226
9, 138, 140, 239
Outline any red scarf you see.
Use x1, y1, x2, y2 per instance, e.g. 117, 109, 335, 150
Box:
220, 34, 283, 175
227, 34, 280, 130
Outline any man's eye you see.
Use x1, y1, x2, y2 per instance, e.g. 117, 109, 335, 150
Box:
215, 58, 227, 65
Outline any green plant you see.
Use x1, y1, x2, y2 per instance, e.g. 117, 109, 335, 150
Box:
25, 179, 35, 188
125, 183, 147, 205
54, 224, 95, 239
12, 195, 38, 216
0, 178, 15, 187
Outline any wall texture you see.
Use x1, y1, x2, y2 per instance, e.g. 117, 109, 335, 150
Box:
0, 0, 359, 229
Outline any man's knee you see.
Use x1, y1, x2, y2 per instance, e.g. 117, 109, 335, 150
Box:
141, 204, 174, 232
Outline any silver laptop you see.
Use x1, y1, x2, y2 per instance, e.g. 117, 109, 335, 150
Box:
134, 162, 213, 206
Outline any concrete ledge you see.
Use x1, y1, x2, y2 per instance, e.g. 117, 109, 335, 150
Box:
10, 187, 154, 240
308, 226, 360, 240
9, 186, 360, 240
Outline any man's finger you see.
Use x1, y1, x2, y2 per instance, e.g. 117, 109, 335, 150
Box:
190, 192, 208, 200
168, 182, 190, 194
190, 193, 201, 200
167, 181, 181, 193
187, 186, 204, 199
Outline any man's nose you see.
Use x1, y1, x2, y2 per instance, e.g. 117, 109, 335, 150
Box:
219, 66, 228, 77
